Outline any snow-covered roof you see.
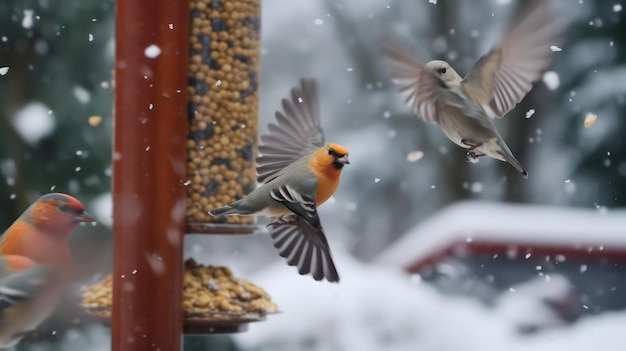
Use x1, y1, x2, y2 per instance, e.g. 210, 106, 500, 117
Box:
375, 201, 626, 269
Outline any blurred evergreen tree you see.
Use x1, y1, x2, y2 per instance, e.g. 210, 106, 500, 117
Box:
557, 2, 626, 208
0, 0, 114, 228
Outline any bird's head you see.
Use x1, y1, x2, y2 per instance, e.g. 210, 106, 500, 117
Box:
322, 143, 350, 170
425, 60, 462, 85
26, 193, 94, 236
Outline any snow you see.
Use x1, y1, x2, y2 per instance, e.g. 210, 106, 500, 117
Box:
235, 247, 626, 351
90, 192, 112, 227
144, 44, 161, 58
236, 252, 508, 351
542, 71, 560, 90
470, 182, 484, 193
376, 201, 626, 269
614, 4, 623, 12
406, 150, 424, 162
0, 67, 8, 75
73, 86, 91, 104
525, 109, 536, 118
22, 10, 34, 29
494, 274, 572, 331
12, 102, 56, 145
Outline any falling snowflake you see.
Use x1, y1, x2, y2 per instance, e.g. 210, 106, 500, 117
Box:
22, 10, 34, 29
144, 44, 161, 58
542, 71, 560, 90
406, 151, 424, 162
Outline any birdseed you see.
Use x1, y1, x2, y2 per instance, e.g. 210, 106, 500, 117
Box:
186, 0, 261, 225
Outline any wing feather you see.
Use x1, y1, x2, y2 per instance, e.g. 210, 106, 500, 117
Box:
267, 215, 339, 282
257, 79, 325, 183
463, 0, 563, 118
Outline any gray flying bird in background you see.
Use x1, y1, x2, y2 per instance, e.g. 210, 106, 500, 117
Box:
384, 0, 563, 178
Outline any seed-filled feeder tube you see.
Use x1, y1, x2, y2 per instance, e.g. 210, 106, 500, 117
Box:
186, 0, 261, 234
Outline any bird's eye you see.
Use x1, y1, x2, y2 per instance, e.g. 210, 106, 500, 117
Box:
58, 205, 72, 213
328, 148, 334, 156
440, 67, 447, 74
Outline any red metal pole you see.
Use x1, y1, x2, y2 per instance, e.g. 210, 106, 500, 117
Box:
112, 0, 189, 350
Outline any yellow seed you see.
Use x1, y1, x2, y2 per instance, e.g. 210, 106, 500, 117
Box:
88, 115, 103, 127
584, 113, 598, 128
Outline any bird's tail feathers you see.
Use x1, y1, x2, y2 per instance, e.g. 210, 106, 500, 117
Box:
208, 202, 249, 217
497, 141, 528, 179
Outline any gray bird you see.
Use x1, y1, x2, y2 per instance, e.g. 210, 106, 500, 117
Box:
210, 79, 349, 282
384, 0, 563, 178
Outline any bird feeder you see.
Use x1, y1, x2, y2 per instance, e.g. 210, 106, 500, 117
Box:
186, 0, 261, 235
97, 0, 267, 350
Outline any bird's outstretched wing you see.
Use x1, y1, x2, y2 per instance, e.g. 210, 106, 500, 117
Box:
383, 41, 473, 124
462, 0, 563, 119
267, 184, 339, 282
257, 79, 325, 183
267, 215, 339, 282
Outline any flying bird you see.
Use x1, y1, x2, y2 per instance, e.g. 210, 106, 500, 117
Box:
384, 0, 563, 178
210, 78, 349, 282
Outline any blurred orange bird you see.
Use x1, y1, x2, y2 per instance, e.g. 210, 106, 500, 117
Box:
0, 193, 93, 348
0, 193, 94, 267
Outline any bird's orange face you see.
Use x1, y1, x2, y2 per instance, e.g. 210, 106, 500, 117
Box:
309, 143, 349, 206
30, 193, 94, 236
321, 143, 350, 170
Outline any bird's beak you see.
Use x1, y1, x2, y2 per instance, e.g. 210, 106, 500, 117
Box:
74, 211, 96, 223
336, 155, 350, 165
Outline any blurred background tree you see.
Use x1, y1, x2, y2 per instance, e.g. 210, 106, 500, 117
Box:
0, 0, 114, 227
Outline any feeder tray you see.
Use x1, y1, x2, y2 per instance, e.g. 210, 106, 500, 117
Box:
85, 308, 270, 334
82, 260, 278, 335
